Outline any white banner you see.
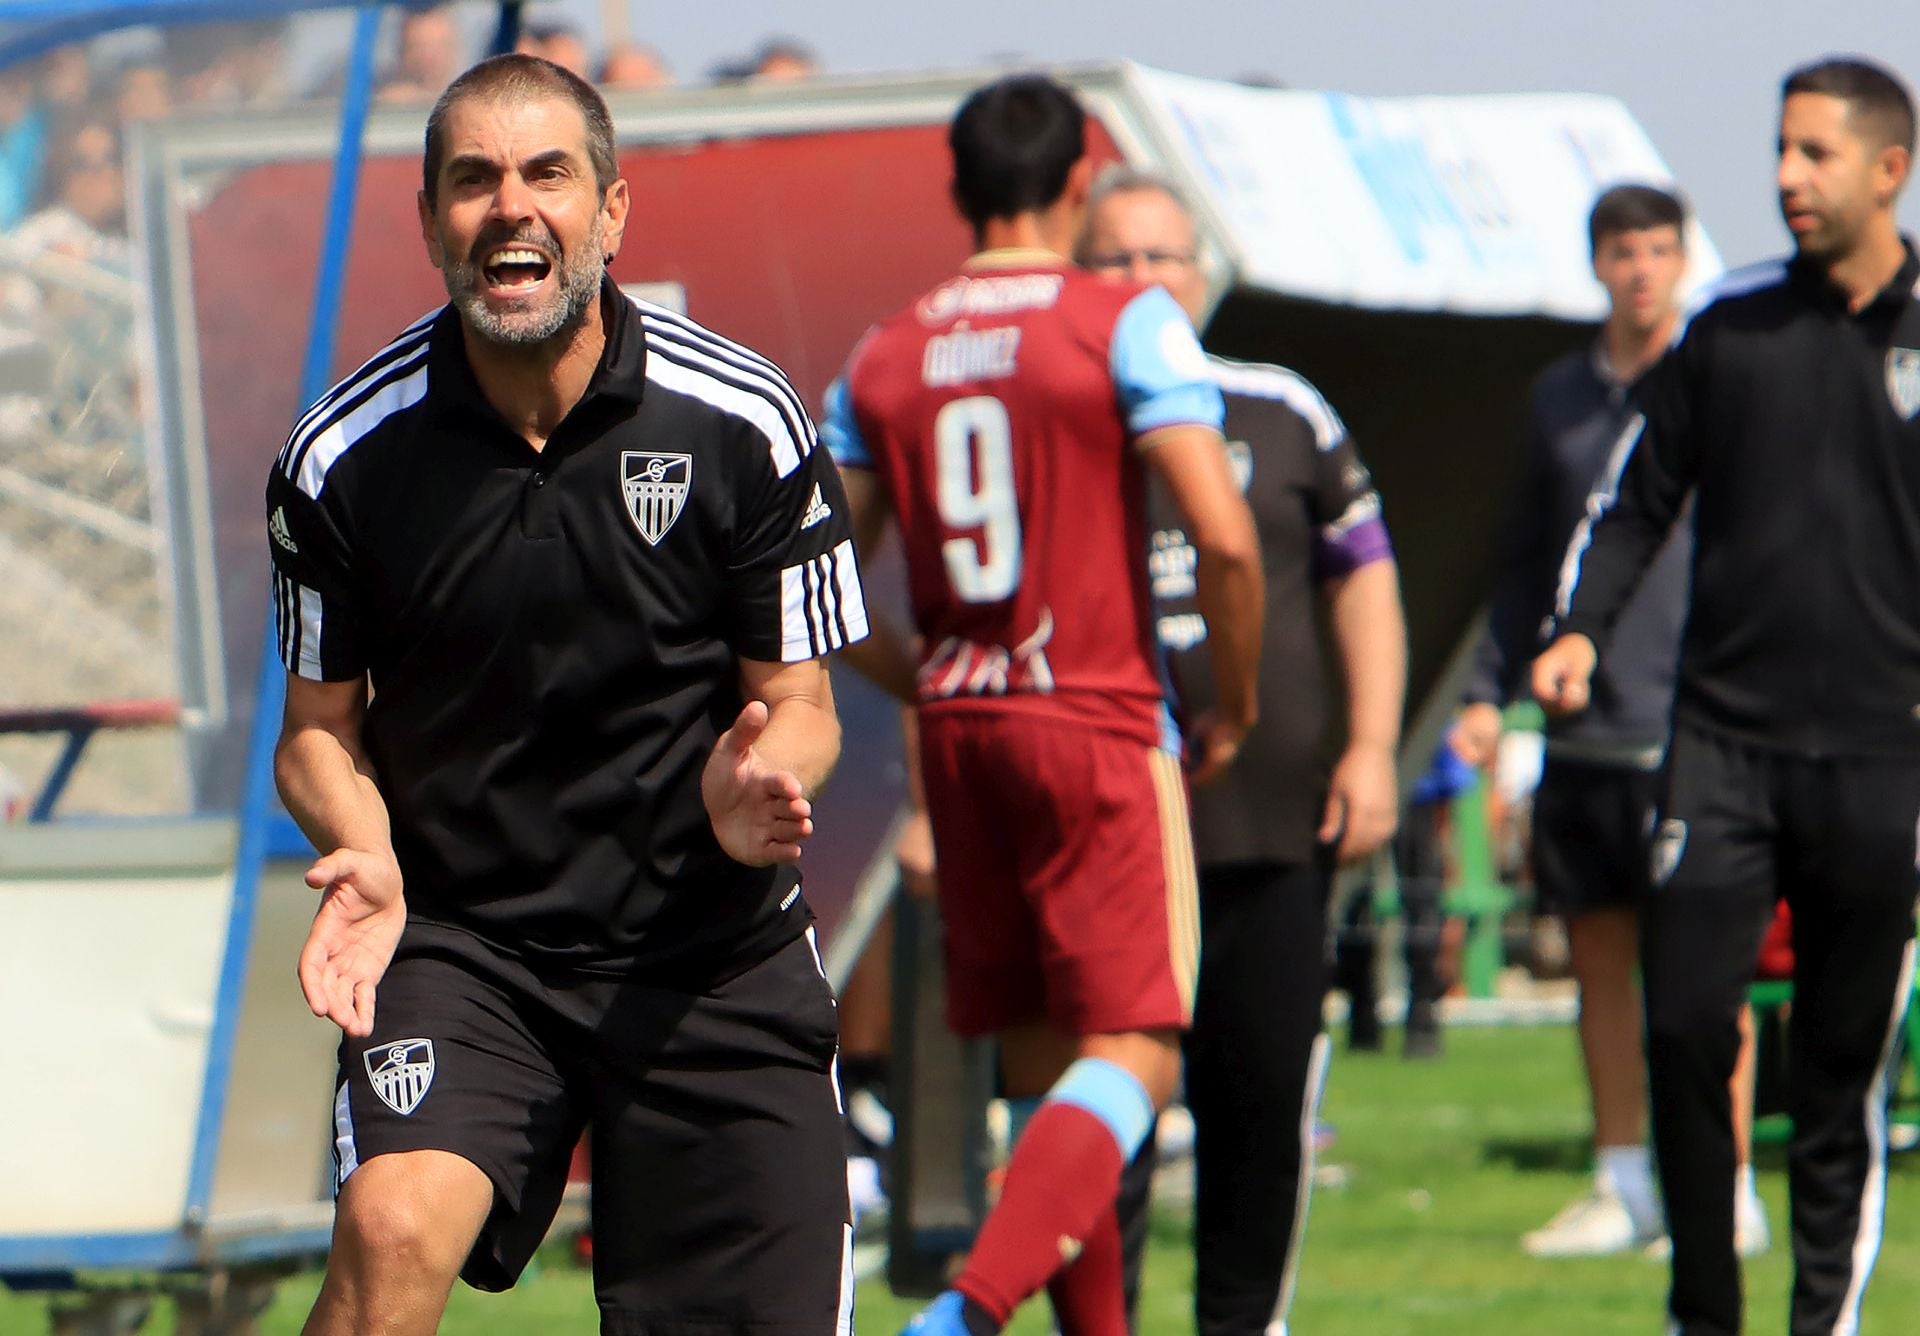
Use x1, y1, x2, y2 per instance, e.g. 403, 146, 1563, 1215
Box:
1132, 66, 1723, 318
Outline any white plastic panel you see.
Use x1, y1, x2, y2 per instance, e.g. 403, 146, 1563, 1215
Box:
0, 869, 232, 1235
1132, 66, 1724, 318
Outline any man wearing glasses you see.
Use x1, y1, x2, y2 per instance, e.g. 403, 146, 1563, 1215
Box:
1080, 168, 1406, 1336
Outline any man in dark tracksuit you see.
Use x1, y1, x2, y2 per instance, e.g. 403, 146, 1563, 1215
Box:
1537, 59, 1920, 1335
1081, 169, 1407, 1336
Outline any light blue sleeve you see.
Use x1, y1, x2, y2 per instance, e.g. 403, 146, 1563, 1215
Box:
1109, 286, 1225, 437
819, 373, 874, 469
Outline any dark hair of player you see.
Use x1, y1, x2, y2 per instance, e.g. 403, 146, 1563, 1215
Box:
1782, 57, 1916, 155
422, 53, 618, 208
1587, 183, 1687, 257
948, 74, 1086, 234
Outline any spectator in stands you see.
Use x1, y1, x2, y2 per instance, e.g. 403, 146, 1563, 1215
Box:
1457, 183, 1768, 1260
3, 119, 126, 267
600, 41, 672, 91
751, 38, 819, 82
113, 61, 173, 123
35, 46, 91, 119
376, 4, 466, 104
226, 18, 294, 106
0, 65, 49, 230
517, 23, 593, 81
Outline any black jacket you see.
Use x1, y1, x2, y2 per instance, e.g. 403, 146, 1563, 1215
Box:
1468, 344, 1689, 766
1559, 244, 1920, 759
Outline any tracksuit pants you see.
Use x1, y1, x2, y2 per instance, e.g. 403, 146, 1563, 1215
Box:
1646, 724, 1918, 1336
1117, 858, 1332, 1335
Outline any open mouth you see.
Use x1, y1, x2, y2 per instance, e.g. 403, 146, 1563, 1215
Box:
481, 245, 554, 294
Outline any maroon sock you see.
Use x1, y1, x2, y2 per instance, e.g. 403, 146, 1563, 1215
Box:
955, 1101, 1126, 1326
1045, 1201, 1127, 1336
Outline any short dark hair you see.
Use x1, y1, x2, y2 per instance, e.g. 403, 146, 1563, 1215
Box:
1588, 183, 1687, 255
948, 75, 1085, 232
422, 53, 616, 208
1783, 57, 1916, 154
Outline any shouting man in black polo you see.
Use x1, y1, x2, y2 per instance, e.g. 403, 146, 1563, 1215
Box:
265, 54, 865, 1336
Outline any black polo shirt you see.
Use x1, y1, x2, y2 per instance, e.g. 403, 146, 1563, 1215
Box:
265, 281, 868, 975
1147, 354, 1394, 868
1561, 244, 1920, 758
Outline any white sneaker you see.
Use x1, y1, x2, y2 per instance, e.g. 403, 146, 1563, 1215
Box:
1524, 1189, 1662, 1257
1735, 1189, 1770, 1257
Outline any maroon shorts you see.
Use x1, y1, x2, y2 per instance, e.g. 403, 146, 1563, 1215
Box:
917, 708, 1199, 1037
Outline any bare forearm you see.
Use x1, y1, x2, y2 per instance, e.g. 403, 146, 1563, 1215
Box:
1325, 560, 1406, 751
274, 727, 394, 859
836, 611, 919, 705
754, 694, 843, 797
1195, 548, 1265, 728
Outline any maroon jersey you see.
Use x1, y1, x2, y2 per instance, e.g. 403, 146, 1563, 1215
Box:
824, 253, 1224, 747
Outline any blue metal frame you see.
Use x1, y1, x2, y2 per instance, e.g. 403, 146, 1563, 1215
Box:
0, 0, 370, 72
0, 1225, 334, 1275
0, 4, 384, 1282
177, 0, 383, 1227
1, 0, 536, 1284
27, 725, 95, 822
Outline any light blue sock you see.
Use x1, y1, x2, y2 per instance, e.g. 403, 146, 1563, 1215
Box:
1043, 1057, 1155, 1156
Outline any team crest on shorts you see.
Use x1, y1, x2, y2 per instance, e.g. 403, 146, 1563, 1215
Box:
621, 451, 692, 545
364, 1038, 435, 1116
1887, 348, 1920, 420
1650, 817, 1688, 887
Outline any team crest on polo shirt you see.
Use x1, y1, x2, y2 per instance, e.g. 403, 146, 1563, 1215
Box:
364, 1038, 435, 1116
1886, 348, 1920, 420
621, 451, 692, 545
1650, 818, 1687, 888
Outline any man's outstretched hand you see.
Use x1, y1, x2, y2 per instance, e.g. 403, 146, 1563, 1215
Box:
298, 847, 405, 1038
704, 700, 815, 866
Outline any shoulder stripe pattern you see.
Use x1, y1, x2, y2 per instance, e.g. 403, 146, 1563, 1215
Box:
272, 565, 326, 679
288, 358, 433, 499
780, 538, 868, 662
277, 308, 442, 497
634, 298, 816, 478
1204, 354, 1347, 448
279, 308, 439, 464
277, 308, 439, 469
1553, 410, 1647, 621
1675, 258, 1789, 336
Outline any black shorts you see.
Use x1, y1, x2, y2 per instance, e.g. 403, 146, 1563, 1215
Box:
1530, 757, 1661, 918
331, 921, 852, 1334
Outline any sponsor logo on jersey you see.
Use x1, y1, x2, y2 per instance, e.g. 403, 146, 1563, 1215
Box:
269, 505, 299, 554
621, 451, 692, 545
1157, 611, 1209, 651
1650, 817, 1687, 887
922, 324, 1022, 386
916, 273, 1065, 325
1148, 529, 1199, 599
1225, 440, 1253, 493
1887, 348, 1920, 420
800, 483, 833, 531
364, 1038, 435, 1116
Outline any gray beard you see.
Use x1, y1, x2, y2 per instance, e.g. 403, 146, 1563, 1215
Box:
442, 214, 605, 347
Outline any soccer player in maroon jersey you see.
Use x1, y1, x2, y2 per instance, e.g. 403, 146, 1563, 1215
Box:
823, 74, 1264, 1336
